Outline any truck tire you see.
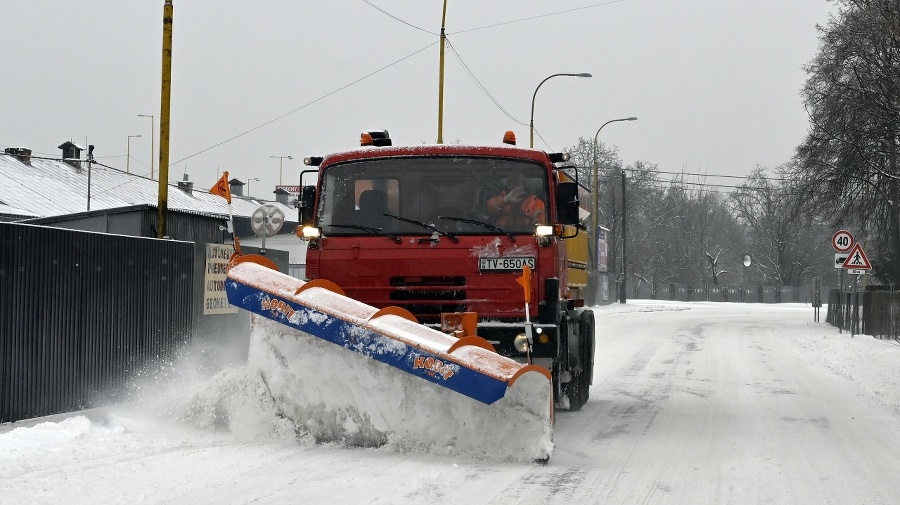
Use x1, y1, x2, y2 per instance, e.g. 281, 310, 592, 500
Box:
564, 311, 591, 412
566, 373, 583, 411
577, 309, 595, 407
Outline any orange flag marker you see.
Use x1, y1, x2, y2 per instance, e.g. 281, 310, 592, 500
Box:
516, 264, 532, 304
210, 171, 232, 204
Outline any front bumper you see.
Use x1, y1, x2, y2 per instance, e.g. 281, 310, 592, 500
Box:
427, 321, 560, 359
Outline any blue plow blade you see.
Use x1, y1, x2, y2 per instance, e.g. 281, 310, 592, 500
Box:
224, 260, 551, 405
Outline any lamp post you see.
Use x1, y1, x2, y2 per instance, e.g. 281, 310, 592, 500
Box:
246, 177, 260, 198
270, 155, 293, 185
126, 134, 141, 174
620, 168, 628, 303
591, 117, 638, 271
529, 72, 592, 148
138, 114, 154, 179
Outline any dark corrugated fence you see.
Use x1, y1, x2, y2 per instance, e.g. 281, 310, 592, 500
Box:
827, 288, 900, 339
862, 290, 900, 338
1, 223, 194, 423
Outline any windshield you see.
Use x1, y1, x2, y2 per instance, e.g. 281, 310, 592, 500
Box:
317, 156, 549, 236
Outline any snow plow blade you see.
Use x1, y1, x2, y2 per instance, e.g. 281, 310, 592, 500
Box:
225, 259, 554, 461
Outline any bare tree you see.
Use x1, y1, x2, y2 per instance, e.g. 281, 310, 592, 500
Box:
730, 166, 833, 286
794, 1, 900, 283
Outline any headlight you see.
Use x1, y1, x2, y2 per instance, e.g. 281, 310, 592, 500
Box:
513, 333, 530, 353
301, 226, 321, 239
535, 225, 554, 237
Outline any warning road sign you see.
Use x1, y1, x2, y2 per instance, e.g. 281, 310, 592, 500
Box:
841, 243, 872, 270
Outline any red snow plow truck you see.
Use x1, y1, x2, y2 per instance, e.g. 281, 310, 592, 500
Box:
226, 130, 595, 461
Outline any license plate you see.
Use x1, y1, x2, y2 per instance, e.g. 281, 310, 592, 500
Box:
479, 256, 535, 271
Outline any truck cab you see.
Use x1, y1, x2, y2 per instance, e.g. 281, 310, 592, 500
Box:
298, 132, 595, 410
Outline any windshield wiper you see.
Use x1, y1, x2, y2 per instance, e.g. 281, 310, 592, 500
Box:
327, 224, 402, 244
438, 216, 516, 243
384, 213, 460, 243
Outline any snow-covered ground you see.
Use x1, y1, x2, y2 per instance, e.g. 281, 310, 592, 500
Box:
2, 300, 900, 504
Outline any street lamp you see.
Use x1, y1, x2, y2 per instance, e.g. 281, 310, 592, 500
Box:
270, 155, 293, 185
126, 135, 142, 174
138, 114, 155, 179
246, 177, 260, 198
529, 72, 592, 148
591, 117, 638, 271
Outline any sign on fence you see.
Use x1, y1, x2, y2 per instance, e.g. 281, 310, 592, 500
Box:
204, 243, 238, 314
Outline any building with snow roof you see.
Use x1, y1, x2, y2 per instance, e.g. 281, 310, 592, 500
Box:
0, 143, 308, 277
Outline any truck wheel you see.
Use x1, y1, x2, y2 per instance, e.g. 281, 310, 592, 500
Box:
577, 309, 595, 407
566, 372, 583, 411
577, 369, 590, 407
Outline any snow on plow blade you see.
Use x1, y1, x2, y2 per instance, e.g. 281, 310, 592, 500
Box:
225, 260, 554, 461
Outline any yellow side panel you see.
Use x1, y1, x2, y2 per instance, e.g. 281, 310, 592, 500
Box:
565, 226, 589, 289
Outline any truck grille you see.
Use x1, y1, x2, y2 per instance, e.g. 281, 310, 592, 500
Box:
395, 303, 467, 319
389, 276, 465, 286
390, 289, 466, 301
386, 277, 468, 322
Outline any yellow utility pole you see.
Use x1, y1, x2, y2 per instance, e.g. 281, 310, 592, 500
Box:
437, 0, 448, 144
157, 0, 173, 238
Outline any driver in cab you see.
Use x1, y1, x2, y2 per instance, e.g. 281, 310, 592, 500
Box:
484, 172, 546, 227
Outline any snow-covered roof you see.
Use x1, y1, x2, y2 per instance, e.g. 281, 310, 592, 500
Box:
0, 202, 40, 219
0, 153, 295, 221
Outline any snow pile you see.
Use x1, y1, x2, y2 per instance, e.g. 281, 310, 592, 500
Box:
0, 416, 123, 461
113, 334, 299, 443
249, 316, 553, 462
791, 317, 900, 413
162, 367, 299, 441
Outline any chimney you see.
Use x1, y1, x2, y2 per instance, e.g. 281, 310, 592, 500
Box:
274, 187, 290, 204
4, 147, 32, 165
177, 173, 194, 195
58, 141, 84, 169
229, 178, 244, 197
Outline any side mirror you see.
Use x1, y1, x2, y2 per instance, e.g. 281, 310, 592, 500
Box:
556, 182, 579, 225
297, 186, 317, 224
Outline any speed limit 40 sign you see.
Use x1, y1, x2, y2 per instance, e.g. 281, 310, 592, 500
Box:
832, 230, 854, 253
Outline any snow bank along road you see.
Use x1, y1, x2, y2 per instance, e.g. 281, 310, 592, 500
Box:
2, 301, 900, 504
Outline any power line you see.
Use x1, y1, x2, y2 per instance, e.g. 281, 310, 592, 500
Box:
361, 0, 627, 36
571, 165, 791, 183
170, 42, 436, 166
653, 168, 791, 182
362, 0, 436, 35
445, 39, 526, 126
171, 2, 628, 164
445, 38, 558, 149
454, 0, 627, 34
659, 179, 755, 191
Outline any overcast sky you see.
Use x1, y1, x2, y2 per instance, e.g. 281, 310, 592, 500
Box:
1, 1, 838, 199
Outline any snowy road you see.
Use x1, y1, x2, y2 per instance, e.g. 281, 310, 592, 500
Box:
553, 303, 900, 503
3, 301, 900, 504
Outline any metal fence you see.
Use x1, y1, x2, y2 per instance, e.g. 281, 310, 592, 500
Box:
632, 283, 824, 304
1, 223, 195, 423
826, 288, 900, 339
